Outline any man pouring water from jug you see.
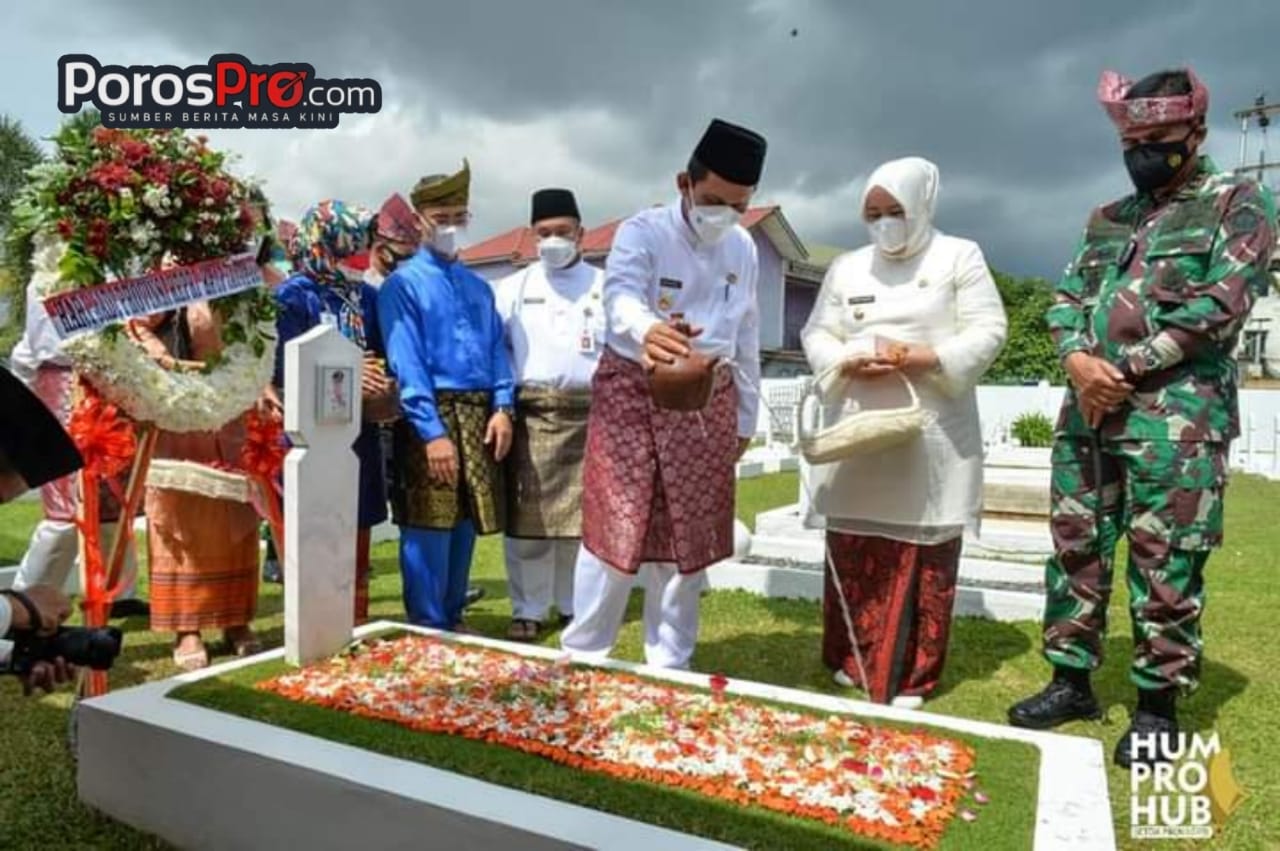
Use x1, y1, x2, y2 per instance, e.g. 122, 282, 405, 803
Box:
560, 118, 767, 670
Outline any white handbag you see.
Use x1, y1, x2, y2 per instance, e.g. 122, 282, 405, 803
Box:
796, 362, 927, 465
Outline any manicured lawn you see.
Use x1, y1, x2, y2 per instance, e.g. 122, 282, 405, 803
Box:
1, 472, 1278, 849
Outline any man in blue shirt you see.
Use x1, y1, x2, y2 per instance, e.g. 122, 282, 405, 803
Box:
379, 160, 515, 630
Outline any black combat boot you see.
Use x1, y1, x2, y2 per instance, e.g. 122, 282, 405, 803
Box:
1007, 666, 1102, 730
1114, 688, 1179, 769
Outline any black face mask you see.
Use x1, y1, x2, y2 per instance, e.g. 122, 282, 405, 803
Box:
1123, 130, 1196, 194
375, 245, 412, 273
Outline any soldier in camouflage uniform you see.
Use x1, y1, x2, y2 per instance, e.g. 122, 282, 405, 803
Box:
1007, 67, 1277, 769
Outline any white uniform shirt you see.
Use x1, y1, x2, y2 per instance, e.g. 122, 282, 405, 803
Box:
8, 281, 69, 386
604, 201, 761, 436
801, 233, 1007, 542
496, 259, 605, 390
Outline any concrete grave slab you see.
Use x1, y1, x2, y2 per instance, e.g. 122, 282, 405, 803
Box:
77, 622, 1112, 850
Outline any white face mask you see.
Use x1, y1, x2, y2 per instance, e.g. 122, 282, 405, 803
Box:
432, 225, 466, 258
686, 193, 741, 245
538, 235, 578, 270
363, 267, 385, 288
867, 216, 908, 255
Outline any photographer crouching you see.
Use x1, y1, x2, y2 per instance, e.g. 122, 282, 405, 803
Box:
1, 585, 77, 695
0, 365, 124, 695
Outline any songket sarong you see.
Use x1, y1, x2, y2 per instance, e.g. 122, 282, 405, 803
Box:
822, 532, 962, 703
580, 348, 738, 575
147, 420, 260, 632
390, 390, 504, 533
506, 385, 591, 539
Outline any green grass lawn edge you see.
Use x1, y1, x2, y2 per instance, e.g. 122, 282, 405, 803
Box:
170, 641, 1040, 851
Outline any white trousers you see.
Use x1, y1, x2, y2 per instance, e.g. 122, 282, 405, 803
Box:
13, 520, 137, 599
560, 548, 706, 670
504, 537, 576, 622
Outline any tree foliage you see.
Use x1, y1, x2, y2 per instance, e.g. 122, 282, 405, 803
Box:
983, 270, 1066, 385
0, 115, 43, 237
0, 114, 46, 340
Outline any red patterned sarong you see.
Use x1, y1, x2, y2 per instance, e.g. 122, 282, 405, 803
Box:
581, 348, 738, 575
822, 532, 962, 703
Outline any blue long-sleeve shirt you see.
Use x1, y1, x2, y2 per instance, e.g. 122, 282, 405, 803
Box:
377, 248, 515, 443
273, 273, 387, 528
273, 274, 384, 387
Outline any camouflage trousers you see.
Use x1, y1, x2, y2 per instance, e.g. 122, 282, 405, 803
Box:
1042, 438, 1226, 693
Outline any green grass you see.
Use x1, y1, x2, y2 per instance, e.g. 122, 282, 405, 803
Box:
0, 499, 43, 565
737, 470, 795, 531
174, 650, 1036, 851
1, 472, 1278, 849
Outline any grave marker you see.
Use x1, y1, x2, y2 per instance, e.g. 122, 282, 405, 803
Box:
283, 325, 363, 665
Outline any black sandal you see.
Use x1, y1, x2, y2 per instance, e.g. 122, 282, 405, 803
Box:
506, 619, 539, 642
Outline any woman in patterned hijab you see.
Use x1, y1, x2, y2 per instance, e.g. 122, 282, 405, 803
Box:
294, 199, 375, 347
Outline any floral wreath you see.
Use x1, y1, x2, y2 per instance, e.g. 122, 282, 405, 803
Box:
12, 123, 276, 433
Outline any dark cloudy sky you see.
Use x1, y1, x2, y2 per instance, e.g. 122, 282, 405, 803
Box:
3, 0, 1277, 278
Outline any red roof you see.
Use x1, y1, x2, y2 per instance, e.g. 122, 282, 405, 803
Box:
461, 205, 781, 267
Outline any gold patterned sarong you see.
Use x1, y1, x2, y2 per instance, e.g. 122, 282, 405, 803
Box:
506, 385, 592, 539
390, 390, 504, 533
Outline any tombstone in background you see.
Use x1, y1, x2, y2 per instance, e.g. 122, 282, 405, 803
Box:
283, 325, 363, 666
797, 456, 812, 519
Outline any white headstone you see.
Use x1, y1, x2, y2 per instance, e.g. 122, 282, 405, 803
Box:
283, 325, 363, 666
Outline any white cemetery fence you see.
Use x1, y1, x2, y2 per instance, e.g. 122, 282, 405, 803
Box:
754, 378, 1280, 480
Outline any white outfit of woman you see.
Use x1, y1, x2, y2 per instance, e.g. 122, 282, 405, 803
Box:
801, 157, 1008, 544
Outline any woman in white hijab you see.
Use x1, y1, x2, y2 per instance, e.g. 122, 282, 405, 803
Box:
801, 157, 1007, 708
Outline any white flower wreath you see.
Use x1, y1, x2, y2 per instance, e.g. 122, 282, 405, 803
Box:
31, 232, 276, 433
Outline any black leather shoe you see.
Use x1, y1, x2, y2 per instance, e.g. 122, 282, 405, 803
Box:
1114, 710, 1180, 769
1008, 679, 1102, 730
463, 586, 485, 608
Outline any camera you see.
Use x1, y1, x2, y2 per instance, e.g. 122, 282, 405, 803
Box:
4, 626, 123, 677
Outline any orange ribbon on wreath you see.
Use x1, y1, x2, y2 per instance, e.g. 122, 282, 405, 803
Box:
68, 386, 148, 696
241, 408, 286, 563
67, 392, 137, 480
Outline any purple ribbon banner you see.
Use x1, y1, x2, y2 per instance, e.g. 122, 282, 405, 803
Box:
42, 251, 264, 340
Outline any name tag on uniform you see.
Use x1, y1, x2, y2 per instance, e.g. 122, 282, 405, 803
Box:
579, 306, 598, 354
847, 295, 875, 305
659, 277, 683, 290
522, 296, 546, 305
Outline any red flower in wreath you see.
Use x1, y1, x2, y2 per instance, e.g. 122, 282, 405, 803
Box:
142, 161, 172, 185
119, 139, 153, 166
88, 161, 136, 192
68, 393, 137, 480
91, 126, 121, 147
